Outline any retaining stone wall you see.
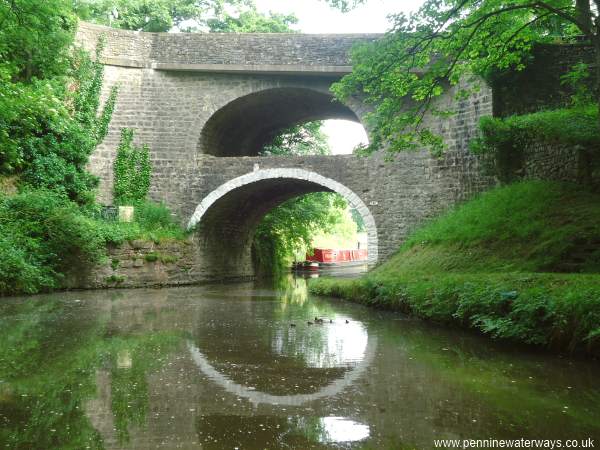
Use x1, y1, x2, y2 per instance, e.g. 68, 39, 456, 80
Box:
521, 143, 600, 187
65, 239, 214, 290
492, 43, 596, 116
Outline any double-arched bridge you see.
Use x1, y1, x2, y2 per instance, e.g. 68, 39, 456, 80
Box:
77, 22, 494, 281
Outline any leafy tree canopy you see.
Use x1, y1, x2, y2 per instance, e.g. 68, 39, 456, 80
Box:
260, 121, 330, 156
321, 0, 364, 13
327, 0, 599, 155
0, 0, 76, 82
75, 0, 298, 32
206, 3, 297, 32
75, 0, 236, 32
0, 0, 117, 202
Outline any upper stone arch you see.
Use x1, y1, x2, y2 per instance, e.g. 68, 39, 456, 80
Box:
198, 86, 365, 157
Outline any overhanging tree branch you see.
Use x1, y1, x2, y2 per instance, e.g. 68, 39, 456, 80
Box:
536, 1, 586, 32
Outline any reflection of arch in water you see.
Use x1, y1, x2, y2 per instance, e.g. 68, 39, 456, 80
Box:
187, 334, 377, 407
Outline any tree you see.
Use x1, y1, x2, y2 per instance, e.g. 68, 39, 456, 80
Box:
0, 0, 117, 203
0, 0, 76, 81
74, 0, 242, 32
326, 0, 600, 155
322, 0, 364, 12
206, 4, 297, 32
260, 121, 330, 156
75, 0, 298, 33
253, 192, 350, 271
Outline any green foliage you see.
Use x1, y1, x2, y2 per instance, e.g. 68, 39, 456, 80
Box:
92, 200, 186, 244
561, 62, 593, 107
472, 105, 599, 182
402, 181, 600, 273
92, 203, 187, 245
0, 2, 192, 296
260, 121, 330, 156
0, 2, 122, 295
0, 0, 76, 82
476, 105, 600, 152
75, 0, 298, 33
134, 200, 175, 229
253, 193, 350, 272
0, 192, 186, 295
0, 13, 118, 204
143, 252, 178, 263
207, 4, 298, 32
0, 190, 105, 295
159, 254, 179, 264
350, 208, 366, 232
311, 273, 600, 355
331, 0, 598, 156
322, 0, 365, 12
144, 253, 159, 262
75, 0, 234, 32
106, 274, 127, 284
113, 128, 152, 205
310, 181, 600, 355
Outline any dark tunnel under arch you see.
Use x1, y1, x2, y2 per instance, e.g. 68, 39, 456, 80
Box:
198, 87, 363, 157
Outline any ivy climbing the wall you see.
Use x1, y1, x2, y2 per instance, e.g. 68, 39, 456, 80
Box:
113, 128, 152, 205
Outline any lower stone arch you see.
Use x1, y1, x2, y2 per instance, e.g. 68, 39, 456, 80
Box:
188, 168, 379, 270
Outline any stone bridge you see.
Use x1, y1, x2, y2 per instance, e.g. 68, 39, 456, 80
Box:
77, 22, 494, 281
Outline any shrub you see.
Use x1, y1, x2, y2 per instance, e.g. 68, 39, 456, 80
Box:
0, 190, 105, 295
144, 253, 159, 262
135, 201, 176, 230
88, 201, 187, 246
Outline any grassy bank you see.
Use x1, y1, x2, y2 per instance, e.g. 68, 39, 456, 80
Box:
310, 181, 600, 355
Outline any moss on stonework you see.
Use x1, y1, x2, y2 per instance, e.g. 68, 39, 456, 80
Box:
106, 274, 127, 284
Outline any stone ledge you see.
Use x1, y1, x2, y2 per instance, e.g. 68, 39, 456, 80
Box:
100, 58, 353, 75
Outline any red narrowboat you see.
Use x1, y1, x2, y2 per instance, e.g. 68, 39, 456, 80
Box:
305, 248, 368, 266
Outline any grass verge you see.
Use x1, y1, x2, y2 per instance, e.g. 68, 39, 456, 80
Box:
310, 181, 600, 356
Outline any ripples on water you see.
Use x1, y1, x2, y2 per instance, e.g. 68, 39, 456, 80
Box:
0, 276, 599, 449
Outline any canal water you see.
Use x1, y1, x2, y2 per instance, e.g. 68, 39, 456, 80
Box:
0, 277, 599, 449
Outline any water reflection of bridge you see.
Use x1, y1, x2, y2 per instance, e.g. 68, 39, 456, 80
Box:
82, 282, 535, 449
187, 333, 378, 407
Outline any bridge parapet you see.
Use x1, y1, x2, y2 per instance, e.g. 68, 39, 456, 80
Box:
76, 22, 381, 74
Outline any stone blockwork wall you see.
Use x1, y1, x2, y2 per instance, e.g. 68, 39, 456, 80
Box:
66, 239, 221, 290
492, 43, 596, 116
421, 78, 496, 203
89, 69, 361, 204
157, 149, 494, 266
520, 143, 600, 186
